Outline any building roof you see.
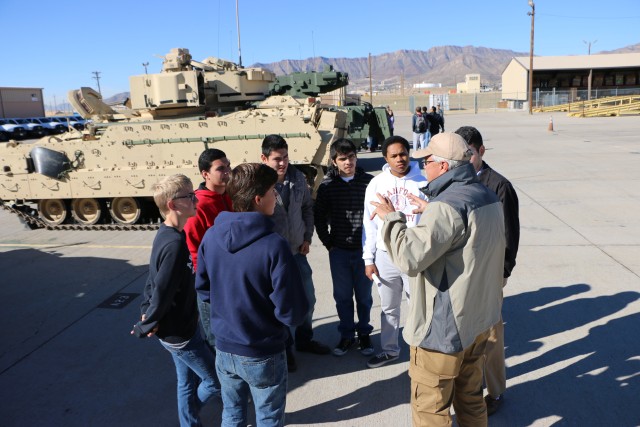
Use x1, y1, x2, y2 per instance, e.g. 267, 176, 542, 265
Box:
511, 53, 640, 71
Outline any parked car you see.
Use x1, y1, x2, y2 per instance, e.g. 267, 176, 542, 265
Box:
8, 118, 46, 138
69, 114, 89, 127
0, 119, 28, 141
51, 116, 84, 131
27, 117, 67, 135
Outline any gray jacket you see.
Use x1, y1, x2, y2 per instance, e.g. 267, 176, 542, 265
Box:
271, 166, 314, 254
382, 164, 505, 353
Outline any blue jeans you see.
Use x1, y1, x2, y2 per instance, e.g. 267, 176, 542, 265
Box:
216, 350, 287, 427
293, 253, 315, 343
329, 247, 373, 338
197, 296, 216, 351
159, 330, 220, 427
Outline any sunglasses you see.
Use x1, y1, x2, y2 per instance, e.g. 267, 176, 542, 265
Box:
173, 192, 197, 203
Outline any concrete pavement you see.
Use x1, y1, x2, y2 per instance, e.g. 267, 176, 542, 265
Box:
1, 111, 639, 426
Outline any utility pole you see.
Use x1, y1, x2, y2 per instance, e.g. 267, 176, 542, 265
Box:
142, 62, 149, 74
527, 1, 535, 114
53, 94, 58, 113
583, 39, 597, 55
584, 39, 597, 100
368, 53, 373, 104
92, 71, 102, 96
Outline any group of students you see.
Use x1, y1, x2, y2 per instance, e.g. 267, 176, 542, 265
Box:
131, 123, 519, 426
412, 104, 445, 151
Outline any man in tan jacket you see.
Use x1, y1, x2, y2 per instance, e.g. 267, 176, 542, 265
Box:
370, 133, 505, 426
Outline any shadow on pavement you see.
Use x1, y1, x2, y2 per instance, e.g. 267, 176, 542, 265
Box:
491, 283, 640, 426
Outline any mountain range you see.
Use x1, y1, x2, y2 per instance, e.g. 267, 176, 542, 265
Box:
101, 43, 640, 104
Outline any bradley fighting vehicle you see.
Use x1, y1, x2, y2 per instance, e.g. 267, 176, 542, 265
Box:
0, 48, 371, 230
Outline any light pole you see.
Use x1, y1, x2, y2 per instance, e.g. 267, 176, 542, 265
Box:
583, 40, 597, 100
92, 71, 102, 96
583, 39, 597, 55
527, 1, 535, 114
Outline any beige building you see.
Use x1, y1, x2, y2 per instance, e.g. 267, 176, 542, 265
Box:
501, 53, 640, 106
456, 74, 481, 93
0, 87, 45, 118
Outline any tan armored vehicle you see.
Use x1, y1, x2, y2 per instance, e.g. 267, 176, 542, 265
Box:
0, 48, 348, 229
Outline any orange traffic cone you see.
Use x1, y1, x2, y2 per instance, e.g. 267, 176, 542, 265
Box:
548, 116, 554, 132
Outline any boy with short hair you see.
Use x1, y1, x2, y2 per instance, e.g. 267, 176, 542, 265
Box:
362, 136, 428, 368
131, 174, 219, 427
184, 148, 232, 351
260, 134, 331, 370
314, 138, 375, 356
196, 163, 309, 426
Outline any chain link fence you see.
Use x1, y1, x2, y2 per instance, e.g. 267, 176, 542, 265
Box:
366, 88, 640, 114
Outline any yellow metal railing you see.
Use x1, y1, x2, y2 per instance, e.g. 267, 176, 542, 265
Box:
534, 95, 640, 117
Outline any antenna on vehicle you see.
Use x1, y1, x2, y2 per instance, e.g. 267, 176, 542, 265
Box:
236, 0, 243, 68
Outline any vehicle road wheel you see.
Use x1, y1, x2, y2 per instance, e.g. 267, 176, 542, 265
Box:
71, 198, 102, 225
109, 197, 141, 225
38, 199, 68, 226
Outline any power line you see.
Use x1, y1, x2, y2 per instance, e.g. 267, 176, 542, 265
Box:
538, 12, 640, 20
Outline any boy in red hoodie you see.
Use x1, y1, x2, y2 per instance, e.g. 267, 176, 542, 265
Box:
184, 148, 232, 351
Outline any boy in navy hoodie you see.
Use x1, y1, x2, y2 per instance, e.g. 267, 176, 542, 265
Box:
196, 163, 309, 427
131, 174, 220, 427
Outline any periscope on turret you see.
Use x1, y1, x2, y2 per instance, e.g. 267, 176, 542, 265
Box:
1, 48, 365, 230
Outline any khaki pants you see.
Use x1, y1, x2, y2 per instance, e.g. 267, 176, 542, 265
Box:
484, 278, 508, 397
409, 330, 490, 427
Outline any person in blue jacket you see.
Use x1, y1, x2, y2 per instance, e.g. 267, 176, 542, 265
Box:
195, 163, 309, 427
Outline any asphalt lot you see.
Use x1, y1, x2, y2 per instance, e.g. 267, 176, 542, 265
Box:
1, 110, 639, 426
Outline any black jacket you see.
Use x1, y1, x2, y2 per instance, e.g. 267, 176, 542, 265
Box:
133, 224, 199, 343
478, 161, 520, 278
427, 112, 444, 135
314, 167, 373, 250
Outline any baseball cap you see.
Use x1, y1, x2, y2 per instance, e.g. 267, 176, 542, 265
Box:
412, 132, 472, 162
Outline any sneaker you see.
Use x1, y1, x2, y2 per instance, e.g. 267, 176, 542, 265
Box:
358, 334, 374, 356
333, 337, 356, 356
286, 347, 297, 373
296, 340, 331, 355
367, 352, 399, 368
485, 394, 503, 416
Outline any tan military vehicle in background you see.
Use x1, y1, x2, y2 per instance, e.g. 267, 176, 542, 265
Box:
0, 48, 349, 229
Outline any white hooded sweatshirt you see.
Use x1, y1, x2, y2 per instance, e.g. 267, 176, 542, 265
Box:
362, 161, 428, 265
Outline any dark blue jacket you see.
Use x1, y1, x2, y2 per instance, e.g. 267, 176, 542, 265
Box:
195, 211, 309, 357
133, 224, 198, 343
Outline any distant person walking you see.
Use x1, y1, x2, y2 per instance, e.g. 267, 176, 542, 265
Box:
422, 106, 432, 144
386, 106, 395, 136
437, 102, 445, 119
412, 107, 427, 151
427, 106, 445, 140
455, 126, 520, 417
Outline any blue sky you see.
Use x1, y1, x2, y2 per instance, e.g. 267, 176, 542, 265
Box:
1, 0, 638, 104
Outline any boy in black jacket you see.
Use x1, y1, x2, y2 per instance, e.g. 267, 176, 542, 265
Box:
131, 174, 219, 427
455, 126, 520, 416
314, 138, 375, 357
